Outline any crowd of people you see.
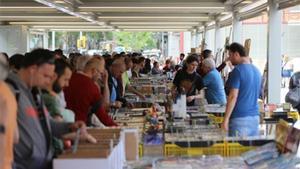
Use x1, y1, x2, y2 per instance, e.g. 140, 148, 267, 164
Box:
169, 43, 261, 138
0, 42, 263, 169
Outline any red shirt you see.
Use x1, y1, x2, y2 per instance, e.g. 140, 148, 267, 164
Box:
64, 72, 117, 126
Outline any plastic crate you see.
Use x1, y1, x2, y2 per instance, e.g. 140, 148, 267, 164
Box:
139, 144, 143, 157
226, 142, 256, 156
208, 114, 224, 124
143, 145, 164, 156
164, 143, 226, 157
226, 139, 274, 156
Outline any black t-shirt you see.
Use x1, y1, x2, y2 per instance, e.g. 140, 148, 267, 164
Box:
173, 69, 204, 106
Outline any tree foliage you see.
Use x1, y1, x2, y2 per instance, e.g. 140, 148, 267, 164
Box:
113, 32, 157, 51
48, 31, 155, 52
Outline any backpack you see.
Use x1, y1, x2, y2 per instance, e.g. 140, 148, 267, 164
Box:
286, 72, 300, 108
285, 87, 300, 108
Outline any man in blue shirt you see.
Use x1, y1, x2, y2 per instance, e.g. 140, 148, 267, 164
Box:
221, 43, 261, 137
202, 58, 226, 105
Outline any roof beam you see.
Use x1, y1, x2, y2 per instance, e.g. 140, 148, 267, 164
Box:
109, 22, 202, 26
78, 2, 225, 13
78, 1, 224, 8
30, 25, 110, 29
8, 21, 94, 25
34, 28, 114, 32
122, 28, 189, 32
29, 25, 193, 29
97, 13, 209, 17
0, 1, 54, 12
33, 0, 105, 26
117, 26, 193, 29
0, 13, 75, 19
9, 21, 202, 26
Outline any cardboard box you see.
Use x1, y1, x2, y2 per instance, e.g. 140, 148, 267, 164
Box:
54, 128, 126, 169
124, 129, 139, 161
54, 142, 125, 169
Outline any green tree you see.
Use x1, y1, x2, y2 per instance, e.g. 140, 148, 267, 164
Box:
67, 32, 80, 49
113, 32, 157, 51
105, 32, 113, 40
84, 32, 114, 49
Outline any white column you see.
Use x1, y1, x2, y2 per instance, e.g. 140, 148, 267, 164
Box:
191, 32, 196, 48
51, 31, 55, 51
0, 25, 28, 56
27, 30, 30, 52
215, 21, 222, 55
43, 31, 49, 49
167, 32, 180, 58
161, 32, 164, 57
203, 27, 210, 51
183, 31, 191, 54
198, 32, 203, 47
80, 31, 83, 38
204, 27, 209, 48
232, 12, 243, 43
194, 32, 197, 48
163, 32, 168, 58
267, 0, 282, 104
195, 31, 201, 48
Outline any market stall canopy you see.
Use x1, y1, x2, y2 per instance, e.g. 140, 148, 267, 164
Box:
0, 0, 299, 32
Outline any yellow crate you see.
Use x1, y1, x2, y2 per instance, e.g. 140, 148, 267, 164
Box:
164, 143, 226, 157
208, 114, 224, 124
139, 144, 143, 157
288, 111, 299, 121
143, 145, 164, 156
226, 142, 256, 156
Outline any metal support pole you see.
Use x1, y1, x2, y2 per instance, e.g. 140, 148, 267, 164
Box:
232, 12, 242, 43
267, 0, 282, 103
52, 31, 55, 51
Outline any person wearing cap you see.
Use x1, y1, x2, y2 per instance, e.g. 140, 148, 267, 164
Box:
201, 58, 226, 105
221, 43, 261, 137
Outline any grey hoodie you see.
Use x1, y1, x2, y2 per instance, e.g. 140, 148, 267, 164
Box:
6, 73, 71, 169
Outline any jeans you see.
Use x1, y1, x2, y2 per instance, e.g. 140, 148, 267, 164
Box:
229, 116, 259, 137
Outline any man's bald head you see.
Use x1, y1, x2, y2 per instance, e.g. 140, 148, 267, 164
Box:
84, 57, 104, 72
84, 57, 105, 81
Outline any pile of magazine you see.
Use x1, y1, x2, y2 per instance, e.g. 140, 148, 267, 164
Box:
241, 142, 300, 169
152, 156, 247, 169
